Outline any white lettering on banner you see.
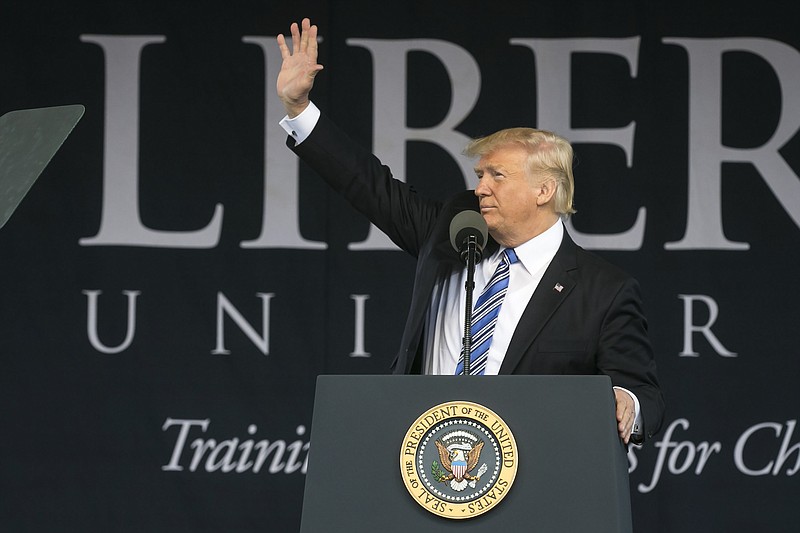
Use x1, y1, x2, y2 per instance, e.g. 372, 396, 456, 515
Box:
76, 35, 800, 251
345, 39, 480, 251
734, 420, 800, 476
83, 289, 378, 358
664, 38, 800, 251
161, 418, 309, 474
678, 294, 737, 357
212, 292, 275, 355
511, 37, 646, 251
159, 417, 800, 481
78, 35, 224, 248
83, 289, 141, 354
628, 418, 800, 492
162, 418, 210, 471
633, 418, 722, 494
82, 289, 744, 361
349, 294, 371, 358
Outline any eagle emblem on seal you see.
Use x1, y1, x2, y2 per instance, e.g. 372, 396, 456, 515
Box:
432, 430, 488, 491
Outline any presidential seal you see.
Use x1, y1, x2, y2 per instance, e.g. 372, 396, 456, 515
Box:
400, 401, 518, 519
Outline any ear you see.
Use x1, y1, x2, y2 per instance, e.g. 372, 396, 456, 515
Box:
536, 178, 557, 206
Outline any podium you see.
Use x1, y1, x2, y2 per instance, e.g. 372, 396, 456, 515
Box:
300, 375, 632, 532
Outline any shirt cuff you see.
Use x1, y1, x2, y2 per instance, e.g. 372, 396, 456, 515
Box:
613, 386, 642, 435
279, 101, 321, 145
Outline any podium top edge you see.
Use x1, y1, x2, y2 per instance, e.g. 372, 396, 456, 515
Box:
315, 374, 613, 384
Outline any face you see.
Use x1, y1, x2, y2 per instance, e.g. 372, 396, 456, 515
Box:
473, 144, 556, 248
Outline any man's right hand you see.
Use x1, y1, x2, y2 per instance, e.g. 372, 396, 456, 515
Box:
276, 18, 324, 118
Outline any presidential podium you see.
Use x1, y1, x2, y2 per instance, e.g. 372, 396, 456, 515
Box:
300, 375, 632, 532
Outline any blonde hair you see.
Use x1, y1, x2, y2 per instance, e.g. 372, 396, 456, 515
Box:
464, 128, 576, 216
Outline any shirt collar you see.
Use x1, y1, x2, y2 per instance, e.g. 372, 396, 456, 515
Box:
489, 218, 563, 275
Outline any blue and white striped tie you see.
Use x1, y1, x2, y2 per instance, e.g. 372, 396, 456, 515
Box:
455, 248, 518, 375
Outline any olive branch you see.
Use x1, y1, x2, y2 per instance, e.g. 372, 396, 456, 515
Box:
431, 460, 446, 482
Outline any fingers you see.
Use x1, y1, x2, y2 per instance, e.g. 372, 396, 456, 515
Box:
618, 414, 632, 443
280, 19, 319, 60
307, 22, 319, 62
277, 34, 289, 59
300, 18, 319, 61
300, 18, 311, 52
615, 390, 634, 444
290, 21, 300, 53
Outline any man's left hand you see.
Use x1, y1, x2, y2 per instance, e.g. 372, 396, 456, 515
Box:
614, 388, 635, 444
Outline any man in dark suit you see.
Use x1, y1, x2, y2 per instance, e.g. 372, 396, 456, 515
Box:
276, 19, 664, 444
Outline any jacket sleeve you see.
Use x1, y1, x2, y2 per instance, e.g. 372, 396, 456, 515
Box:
288, 113, 442, 258
597, 276, 665, 443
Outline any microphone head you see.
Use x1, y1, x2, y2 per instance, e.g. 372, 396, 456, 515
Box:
449, 210, 488, 258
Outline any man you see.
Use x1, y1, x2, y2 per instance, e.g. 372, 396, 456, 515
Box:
276, 19, 664, 444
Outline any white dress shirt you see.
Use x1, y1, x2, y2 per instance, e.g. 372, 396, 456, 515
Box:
424, 218, 564, 375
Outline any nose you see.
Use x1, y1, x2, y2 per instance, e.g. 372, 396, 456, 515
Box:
475, 177, 491, 197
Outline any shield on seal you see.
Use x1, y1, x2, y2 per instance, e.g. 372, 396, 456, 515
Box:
452, 459, 467, 480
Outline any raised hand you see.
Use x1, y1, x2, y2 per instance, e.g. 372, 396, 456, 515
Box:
276, 18, 324, 117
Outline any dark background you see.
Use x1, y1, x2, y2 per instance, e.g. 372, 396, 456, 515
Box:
1, 1, 798, 531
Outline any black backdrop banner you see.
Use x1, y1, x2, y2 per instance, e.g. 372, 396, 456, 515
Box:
2, 1, 799, 531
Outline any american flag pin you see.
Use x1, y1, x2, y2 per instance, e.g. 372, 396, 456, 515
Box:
554, 283, 564, 293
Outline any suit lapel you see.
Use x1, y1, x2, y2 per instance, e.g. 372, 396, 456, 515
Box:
499, 231, 579, 374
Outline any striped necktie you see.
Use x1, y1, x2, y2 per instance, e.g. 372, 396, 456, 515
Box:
455, 248, 518, 375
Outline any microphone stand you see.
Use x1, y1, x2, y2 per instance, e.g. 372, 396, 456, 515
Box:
460, 234, 479, 375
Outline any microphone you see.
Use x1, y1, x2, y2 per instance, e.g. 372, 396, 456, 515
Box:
449, 210, 488, 263
450, 210, 487, 375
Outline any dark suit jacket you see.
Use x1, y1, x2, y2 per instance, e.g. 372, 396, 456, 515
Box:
289, 113, 665, 442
